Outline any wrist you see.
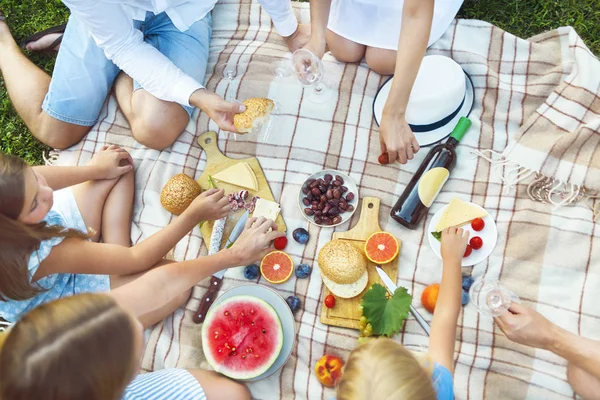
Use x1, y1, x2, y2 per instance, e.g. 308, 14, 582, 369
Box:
87, 165, 106, 180
223, 247, 245, 267
189, 88, 208, 110
547, 324, 569, 353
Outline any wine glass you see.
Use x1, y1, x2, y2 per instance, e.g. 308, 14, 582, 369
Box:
469, 278, 520, 317
291, 49, 333, 104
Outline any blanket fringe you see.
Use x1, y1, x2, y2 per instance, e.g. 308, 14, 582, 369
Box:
472, 150, 598, 220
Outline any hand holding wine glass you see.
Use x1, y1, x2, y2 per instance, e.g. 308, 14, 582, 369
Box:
291, 49, 332, 103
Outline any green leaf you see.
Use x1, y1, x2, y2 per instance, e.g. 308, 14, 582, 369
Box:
431, 231, 442, 242
208, 175, 217, 189
360, 283, 412, 337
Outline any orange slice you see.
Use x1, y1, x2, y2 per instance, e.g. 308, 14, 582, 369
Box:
364, 232, 399, 264
260, 251, 294, 284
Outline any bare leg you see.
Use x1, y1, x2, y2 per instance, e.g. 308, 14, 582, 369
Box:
365, 46, 397, 76
0, 20, 90, 148
101, 169, 134, 246
326, 29, 366, 63
114, 72, 189, 150
567, 363, 600, 400
186, 369, 251, 400
110, 260, 192, 329
72, 178, 120, 243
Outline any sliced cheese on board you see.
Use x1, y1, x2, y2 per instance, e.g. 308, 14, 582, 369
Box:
212, 162, 259, 191
252, 198, 281, 221
434, 198, 488, 232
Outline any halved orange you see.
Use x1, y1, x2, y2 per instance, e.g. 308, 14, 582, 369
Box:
260, 251, 294, 284
364, 231, 399, 264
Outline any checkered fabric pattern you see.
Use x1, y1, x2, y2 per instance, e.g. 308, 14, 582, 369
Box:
53, 1, 599, 399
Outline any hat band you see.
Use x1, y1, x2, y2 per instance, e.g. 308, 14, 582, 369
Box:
408, 92, 466, 133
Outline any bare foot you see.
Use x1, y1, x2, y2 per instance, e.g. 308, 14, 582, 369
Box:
25, 33, 62, 52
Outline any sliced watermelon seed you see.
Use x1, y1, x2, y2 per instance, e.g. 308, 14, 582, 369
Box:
262, 329, 266, 334
224, 311, 230, 316
251, 321, 255, 326
231, 351, 237, 356
246, 348, 253, 353
242, 355, 246, 359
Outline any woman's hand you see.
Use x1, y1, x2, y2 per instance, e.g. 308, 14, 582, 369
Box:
303, 35, 327, 59
495, 303, 557, 350
88, 145, 133, 179
191, 89, 245, 133
229, 217, 285, 265
185, 189, 230, 222
284, 24, 311, 53
440, 227, 469, 265
379, 111, 420, 165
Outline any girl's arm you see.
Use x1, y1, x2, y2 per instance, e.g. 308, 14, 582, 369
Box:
109, 217, 284, 318
34, 189, 230, 279
34, 146, 133, 190
427, 227, 469, 373
303, 0, 331, 58
379, 0, 434, 164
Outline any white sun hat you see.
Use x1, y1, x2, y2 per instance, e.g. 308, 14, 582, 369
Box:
373, 55, 475, 147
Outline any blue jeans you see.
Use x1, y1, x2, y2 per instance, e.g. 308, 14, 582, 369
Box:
42, 12, 212, 126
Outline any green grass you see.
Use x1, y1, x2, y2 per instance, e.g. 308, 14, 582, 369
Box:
1, 0, 598, 165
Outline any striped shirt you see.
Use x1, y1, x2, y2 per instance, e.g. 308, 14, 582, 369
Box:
123, 369, 206, 400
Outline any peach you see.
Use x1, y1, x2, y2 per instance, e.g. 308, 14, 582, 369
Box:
421, 283, 440, 314
314, 354, 345, 387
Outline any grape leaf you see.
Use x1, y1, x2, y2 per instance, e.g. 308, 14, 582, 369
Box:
361, 283, 412, 337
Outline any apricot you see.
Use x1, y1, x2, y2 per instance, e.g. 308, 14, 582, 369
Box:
421, 284, 440, 314
314, 354, 344, 387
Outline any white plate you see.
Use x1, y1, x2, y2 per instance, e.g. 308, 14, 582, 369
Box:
210, 284, 296, 382
298, 170, 359, 228
427, 202, 498, 267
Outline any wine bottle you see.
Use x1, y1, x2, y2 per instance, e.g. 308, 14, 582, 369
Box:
390, 117, 472, 229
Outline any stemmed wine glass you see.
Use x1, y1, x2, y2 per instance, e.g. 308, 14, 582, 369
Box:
291, 49, 333, 104
469, 278, 520, 317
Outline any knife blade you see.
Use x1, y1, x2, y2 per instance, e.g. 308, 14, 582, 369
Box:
375, 266, 431, 336
193, 211, 250, 324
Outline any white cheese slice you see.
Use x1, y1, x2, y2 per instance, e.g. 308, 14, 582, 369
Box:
212, 162, 259, 191
434, 198, 488, 232
252, 198, 281, 222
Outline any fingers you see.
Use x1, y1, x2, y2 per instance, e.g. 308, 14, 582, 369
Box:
217, 118, 243, 134
411, 136, 420, 154
387, 150, 399, 164
265, 229, 285, 242
117, 164, 133, 175
494, 316, 508, 333
217, 98, 245, 114
245, 217, 258, 229
405, 143, 415, 161
204, 188, 222, 197
507, 302, 528, 315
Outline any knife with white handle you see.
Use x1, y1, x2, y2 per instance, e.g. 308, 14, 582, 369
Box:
375, 266, 431, 336
193, 210, 249, 324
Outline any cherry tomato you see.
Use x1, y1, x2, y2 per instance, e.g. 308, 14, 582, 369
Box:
324, 294, 336, 309
463, 244, 473, 257
274, 236, 288, 250
471, 218, 485, 231
378, 153, 390, 165
469, 236, 483, 250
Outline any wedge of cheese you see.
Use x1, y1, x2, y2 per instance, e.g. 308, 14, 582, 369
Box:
212, 162, 259, 191
252, 198, 281, 222
434, 198, 487, 232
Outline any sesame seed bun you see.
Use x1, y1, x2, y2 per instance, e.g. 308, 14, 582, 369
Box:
318, 239, 367, 285
233, 98, 274, 133
160, 174, 201, 215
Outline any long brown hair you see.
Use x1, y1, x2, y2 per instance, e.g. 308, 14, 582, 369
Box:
0, 153, 88, 301
337, 338, 437, 400
0, 293, 139, 400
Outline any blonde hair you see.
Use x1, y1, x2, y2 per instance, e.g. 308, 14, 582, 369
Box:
0, 153, 90, 301
0, 294, 138, 400
337, 338, 437, 400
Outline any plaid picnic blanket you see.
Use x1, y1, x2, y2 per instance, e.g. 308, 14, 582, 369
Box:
52, 1, 600, 399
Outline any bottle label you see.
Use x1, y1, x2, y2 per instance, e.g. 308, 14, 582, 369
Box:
417, 167, 450, 207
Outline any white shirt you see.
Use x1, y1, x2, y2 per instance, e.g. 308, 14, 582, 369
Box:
62, 0, 298, 106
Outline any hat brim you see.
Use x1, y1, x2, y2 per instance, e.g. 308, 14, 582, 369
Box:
373, 71, 475, 147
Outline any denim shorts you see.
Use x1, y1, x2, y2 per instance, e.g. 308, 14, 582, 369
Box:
42, 11, 212, 126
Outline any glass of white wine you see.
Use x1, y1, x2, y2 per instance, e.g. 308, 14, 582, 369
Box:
291, 49, 333, 104
469, 278, 520, 317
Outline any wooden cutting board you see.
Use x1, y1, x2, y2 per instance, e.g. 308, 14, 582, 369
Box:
196, 131, 286, 249
320, 197, 401, 330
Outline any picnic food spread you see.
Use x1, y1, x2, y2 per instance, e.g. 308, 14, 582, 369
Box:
233, 98, 274, 133
201, 295, 283, 380
318, 239, 369, 298
160, 174, 201, 215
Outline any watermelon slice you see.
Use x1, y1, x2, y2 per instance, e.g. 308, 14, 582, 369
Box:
202, 296, 283, 380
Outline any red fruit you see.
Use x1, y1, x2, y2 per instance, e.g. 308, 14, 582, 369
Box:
471, 218, 485, 231
274, 236, 288, 250
315, 355, 344, 387
378, 153, 390, 165
469, 236, 483, 250
324, 294, 336, 309
464, 244, 473, 257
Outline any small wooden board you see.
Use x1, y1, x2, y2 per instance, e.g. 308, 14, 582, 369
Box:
197, 131, 286, 249
320, 197, 401, 330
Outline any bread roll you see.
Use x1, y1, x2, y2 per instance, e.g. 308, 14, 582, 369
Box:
160, 174, 201, 215
318, 240, 367, 284
233, 98, 274, 133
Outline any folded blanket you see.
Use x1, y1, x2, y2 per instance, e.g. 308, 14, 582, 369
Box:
52, 1, 599, 399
